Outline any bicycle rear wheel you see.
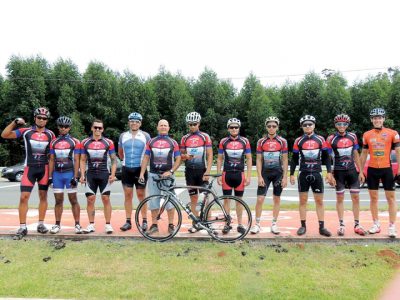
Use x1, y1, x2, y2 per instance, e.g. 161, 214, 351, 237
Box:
135, 195, 182, 242
203, 195, 252, 242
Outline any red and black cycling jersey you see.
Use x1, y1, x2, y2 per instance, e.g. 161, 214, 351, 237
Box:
81, 136, 115, 173
14, 126, 55, 166
256, 135, 288, 171
180, 131, 212, 169
326, 132, 359, 171
50, 134, 82, 173
218, 135, 251, 172
292, 134, 329, 173
145, 135, 180, 173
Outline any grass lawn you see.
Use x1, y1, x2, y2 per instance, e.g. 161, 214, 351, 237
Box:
0, 239, 399, 299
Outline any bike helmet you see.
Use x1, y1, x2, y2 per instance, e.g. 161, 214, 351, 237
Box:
33, 107, 50, 118
334, 114, 351, 123
265, 116, 280, 126
186, 112, 201, 123
370, 108, 386, 117
227, 118, 241, 128
128, 112, 143, 121
56, 116, 72, 126
299, 115, 316, 125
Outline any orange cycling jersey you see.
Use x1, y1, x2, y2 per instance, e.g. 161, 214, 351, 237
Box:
362, 127, 400, 168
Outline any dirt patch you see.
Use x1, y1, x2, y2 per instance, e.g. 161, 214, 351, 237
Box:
377, 249, 400, 267
217, 251, 226, 257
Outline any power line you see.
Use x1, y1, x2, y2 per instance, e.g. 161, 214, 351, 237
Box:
4, 66, 398, 83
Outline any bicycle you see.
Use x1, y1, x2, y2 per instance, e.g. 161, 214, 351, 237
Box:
134, 174, 252, 242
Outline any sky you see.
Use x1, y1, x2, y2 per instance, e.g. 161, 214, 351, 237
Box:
1, 0, 399, 88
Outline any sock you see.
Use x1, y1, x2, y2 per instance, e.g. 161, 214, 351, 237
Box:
301, 220, 306, 228
319, 221, 324, 229
106, 222, 110, 225
374, 220, 380, 226
90, 222, 94, 224
20, 223, 27, 229
55, 221, 61, 226
38, 220, 44, 225
272, 218, 277, 224
142, 218, 147, 223
389, 222, 395, 227
256, 217, 261, 225
354, 220, 359, 227
75, 221, 80, 226
126, 218, 132, 225
339, 220, 344, 226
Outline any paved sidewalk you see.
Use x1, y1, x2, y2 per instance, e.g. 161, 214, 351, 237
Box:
1, 208, 399, 241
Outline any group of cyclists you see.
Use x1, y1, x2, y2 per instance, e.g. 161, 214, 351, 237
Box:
1, 106, 399, 239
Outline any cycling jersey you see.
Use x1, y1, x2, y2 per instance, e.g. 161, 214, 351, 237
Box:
118, 130, 151, 168
145, 135, 180, 173
256, 135, 288, 171
326, 132, 359, 171
81, 137, 116, 173
292, 134, 328, 173
50, 134, 81, 172
218, 135, 251, 172
14, 126, 55, 166
180, 131, 212, 169
362, 127, 400, 168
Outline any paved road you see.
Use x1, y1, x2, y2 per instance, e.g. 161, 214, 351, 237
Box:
1, 177, 399, 208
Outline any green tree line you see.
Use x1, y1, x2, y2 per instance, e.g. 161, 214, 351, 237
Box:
0, 55, 399, 166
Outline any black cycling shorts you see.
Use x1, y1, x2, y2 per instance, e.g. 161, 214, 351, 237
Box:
185, 168, 207, 196
367, 167, 395, 191
257, 169, 283, 196
298, 171, 324, 194
222, 171, 245, 197
20, 165, 49, 193
85, 172, 110, 196
121, 167, 147, 189
333, 169, 360, 193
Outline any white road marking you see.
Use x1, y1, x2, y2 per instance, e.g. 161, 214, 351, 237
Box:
0, 184, 19, 189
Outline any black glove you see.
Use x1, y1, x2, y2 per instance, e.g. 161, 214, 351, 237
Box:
48, 177, 53, 186
70, 177, 78, 188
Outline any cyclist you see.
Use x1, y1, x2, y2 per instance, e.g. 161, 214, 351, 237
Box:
326, 114, 367, 236
360, 108, 400, 238
80, 119, 117, 234
48, 116, 82, 234
139, 119, 181, 235
1, 107, 55, 237
251, 116, 288, 235
217, 118, 252, 234
118, 112, 151, 232
180, 112, 213, 233
289, 115, 334, 237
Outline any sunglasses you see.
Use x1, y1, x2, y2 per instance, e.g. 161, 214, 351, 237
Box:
36, 116, 48, 121
188, 123, 198, 126
93, 126, 103, 130
129, 120, 141, 123
335, 122, 349, 127
58, 125, 70, 129
229, 126, 239, 130
267, 125, 277, 128
302, 123, 314, 127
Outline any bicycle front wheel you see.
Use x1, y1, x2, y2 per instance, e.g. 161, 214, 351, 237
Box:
135, 195, 182, 242
203, 195, 252, 242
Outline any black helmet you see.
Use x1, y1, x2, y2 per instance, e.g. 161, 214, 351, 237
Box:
56, 116, 72, 126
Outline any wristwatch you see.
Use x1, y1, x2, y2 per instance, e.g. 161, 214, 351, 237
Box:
169, 169, 174, 174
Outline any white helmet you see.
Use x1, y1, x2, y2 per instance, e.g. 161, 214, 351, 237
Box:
265, 116, 280, 126
370, 108, 386, 117
186, 112, 201, 123
227, 118, 241, 128
299, 115, 316, 125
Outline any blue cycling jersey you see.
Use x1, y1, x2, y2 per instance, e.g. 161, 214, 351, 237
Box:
118, 130, 151, 168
